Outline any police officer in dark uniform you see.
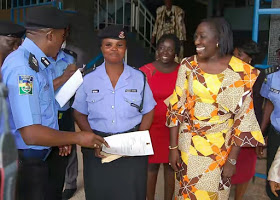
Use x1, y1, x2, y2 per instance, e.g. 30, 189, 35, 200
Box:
1, 7, 108, 200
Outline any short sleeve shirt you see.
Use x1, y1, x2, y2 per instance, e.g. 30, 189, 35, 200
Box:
260, 70, 280, 132
1, 38, 58, 150
72, 62, 156, 133
48, 50, 75, 111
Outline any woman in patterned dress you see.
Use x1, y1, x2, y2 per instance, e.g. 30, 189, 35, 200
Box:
231, 39, 263, 200
166, 18, 265, 200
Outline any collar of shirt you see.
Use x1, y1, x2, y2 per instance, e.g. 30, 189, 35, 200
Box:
48, 49, 67, 64
21, 38, 52, 71
97, 61, 131, 81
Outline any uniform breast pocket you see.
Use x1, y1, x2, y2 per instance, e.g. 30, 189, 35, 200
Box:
268, 88, 280, 105
39, 84, 53, 118
122, 93, 142, 117
86, 94, 105, 117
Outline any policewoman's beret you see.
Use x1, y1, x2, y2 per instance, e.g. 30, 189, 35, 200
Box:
0, 21, 26, 38
25, 6, 68, 29
98, 25, 126, 40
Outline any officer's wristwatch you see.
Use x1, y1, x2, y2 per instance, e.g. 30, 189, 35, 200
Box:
227, 158, 237, 165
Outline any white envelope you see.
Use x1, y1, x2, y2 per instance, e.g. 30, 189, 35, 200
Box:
102, 130, 154, 156
55, 68, 83, 108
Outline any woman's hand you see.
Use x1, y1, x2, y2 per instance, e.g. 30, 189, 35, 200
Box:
222, 160, 236, 182
59, 145, 72, 156
270, 181, 280, 197
94, 147, 106, 158
169, 149, 181, 172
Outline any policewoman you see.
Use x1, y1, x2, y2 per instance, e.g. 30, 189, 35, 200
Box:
72, 25, 156, 200
260, 59, 280, 200
1, 7, 107, 200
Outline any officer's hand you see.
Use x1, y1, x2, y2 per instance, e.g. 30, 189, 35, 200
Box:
78, 131, 109, 149
59, 145, 72, 156
62, 64, 78, 81
94, 148, 106, 158
270, 181, 280, 197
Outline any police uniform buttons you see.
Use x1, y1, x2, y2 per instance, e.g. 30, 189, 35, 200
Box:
112, 120, 115, 123
92, 100, 95, 103
111, 106, 114, 109
112, 91, 115, 94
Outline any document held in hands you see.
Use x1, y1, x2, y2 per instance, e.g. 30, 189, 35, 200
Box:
102, 130, 154, 156
55, 68, 83, 107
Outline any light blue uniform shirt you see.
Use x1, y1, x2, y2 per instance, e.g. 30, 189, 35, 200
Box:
49, 50, 75, 111
1, 38, 58, 150
72, 62, 156, 133
260, 70, 280, 132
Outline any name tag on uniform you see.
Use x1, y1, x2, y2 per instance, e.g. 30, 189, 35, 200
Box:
92, 89, 99, 93
270, 88, 280, 94
125, 89, 137, 92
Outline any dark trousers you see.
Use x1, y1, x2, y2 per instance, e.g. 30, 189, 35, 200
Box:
58, 109, 78, 190
266, 125, 280, 200
16, 147, 68, 200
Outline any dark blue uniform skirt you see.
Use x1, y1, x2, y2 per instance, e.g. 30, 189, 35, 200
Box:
82, 127, 148, 200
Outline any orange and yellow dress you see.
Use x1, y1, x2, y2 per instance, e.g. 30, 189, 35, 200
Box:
166, 56, 264, 200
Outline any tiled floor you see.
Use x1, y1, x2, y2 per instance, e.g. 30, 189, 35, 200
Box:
71, 146, 270, 200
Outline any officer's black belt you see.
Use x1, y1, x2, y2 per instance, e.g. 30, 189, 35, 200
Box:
93, 124, 140, 137
18, 148, 52, 161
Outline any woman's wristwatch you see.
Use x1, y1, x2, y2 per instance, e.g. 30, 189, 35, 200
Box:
227, 158, 237, 165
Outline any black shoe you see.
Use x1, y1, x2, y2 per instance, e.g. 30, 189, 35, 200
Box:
62, 188, 77, 200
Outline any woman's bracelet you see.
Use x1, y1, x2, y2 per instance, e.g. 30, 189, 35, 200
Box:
168, 145, 178, 150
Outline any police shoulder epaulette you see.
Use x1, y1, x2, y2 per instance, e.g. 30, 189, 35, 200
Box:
264, 65, 280, 75
83, 65, 97, 77
28, 53, 39, 72
62, 48, 77, 59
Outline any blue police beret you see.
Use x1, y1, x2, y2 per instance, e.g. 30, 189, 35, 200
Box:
25, 6, 68, 29
0, 21, 25, 38
98, 25, 126, 40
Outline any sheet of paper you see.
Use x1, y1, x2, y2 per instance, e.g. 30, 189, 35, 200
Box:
55, 68, 83, 107
100, 152, 123, 163
102, 130, 154, 156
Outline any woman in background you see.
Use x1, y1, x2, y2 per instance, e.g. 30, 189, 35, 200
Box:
140, 34, 180, 200
232, 39, 263, 200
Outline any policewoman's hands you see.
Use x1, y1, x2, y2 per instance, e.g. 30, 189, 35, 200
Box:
169, 148, 181, 172
78, 131, 109, 149
62, 64, 78, 81
94, 147, 106, 158
59, 145, 72, 156
270, 181, 280, 197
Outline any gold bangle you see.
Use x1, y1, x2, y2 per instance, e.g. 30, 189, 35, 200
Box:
168, 145, 178, 150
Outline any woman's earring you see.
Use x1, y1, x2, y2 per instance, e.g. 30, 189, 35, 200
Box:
249, 60, 252, 64
216, 43, 219, 48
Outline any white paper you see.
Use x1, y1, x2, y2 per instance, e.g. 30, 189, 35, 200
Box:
55, 69, 83, 107
102, 130, 154, 156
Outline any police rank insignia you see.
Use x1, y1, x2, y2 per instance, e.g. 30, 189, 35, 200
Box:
18, 75, 33, 95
